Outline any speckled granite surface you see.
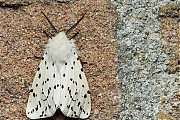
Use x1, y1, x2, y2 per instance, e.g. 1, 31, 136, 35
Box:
110, 0, 179, 120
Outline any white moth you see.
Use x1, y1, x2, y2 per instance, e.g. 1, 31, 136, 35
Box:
26, 13, 91, 119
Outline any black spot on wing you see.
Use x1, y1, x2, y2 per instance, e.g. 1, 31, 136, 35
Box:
84, 94, 87, 98
37, 67, 40, 71
38, 101, 41, 107
79, 74, 82, 79
74, 111, 77, 116
83, 109, 86, 114
65, 63, 67, 65
41, 57, 44, 60
30, 89, 33, 92
53, 74, 55, 78
38, 73, 41, 78
52, 63, 54, 66
35, 105, 38, 111
80, 106, 82, 110
40, 111, 44, 117
63, 74, 65, 77
77, 102, 80, 107
67, 105, 70, 109
48, 104, 51, 109
81, 68, 83, 72
33, 93, 36, 97
48, 89, 51, 95
87, 90, 91, 94
71, 107, 73, 111
48, 87, 51, 95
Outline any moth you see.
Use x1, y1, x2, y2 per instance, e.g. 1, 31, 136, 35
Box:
26, 11, 91, 119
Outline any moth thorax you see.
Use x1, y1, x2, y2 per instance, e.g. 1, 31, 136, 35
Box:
45, 32, 72, 62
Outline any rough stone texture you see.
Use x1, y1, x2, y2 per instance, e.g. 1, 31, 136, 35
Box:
110, 0, 179, 120
157, 3, 179, 120
0, 0, 119, 120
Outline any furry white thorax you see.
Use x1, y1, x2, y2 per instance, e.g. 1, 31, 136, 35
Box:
45, 32, 76, 63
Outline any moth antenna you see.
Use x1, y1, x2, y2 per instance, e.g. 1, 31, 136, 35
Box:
70, 31, 79, 40
66, 12, 86, 34
41, 11, 58, 33
43, 30, 52, 39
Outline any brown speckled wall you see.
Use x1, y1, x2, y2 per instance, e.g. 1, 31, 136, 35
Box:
0, 0, 119, 120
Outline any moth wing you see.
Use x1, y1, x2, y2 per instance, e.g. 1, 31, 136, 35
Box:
26, 53, 58, 119
59, 47, 91, 118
